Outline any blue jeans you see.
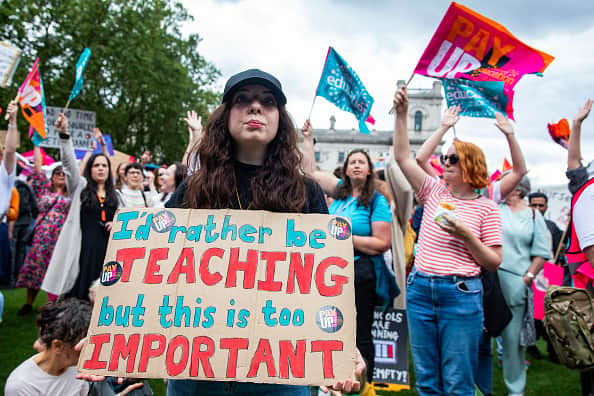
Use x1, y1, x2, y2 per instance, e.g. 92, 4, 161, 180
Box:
476, 332, 493, 395
167, 380, 310, 396
406, 268, 483, 396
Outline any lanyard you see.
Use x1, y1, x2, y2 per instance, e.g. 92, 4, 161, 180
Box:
97, 193, 106, 222
334, 196, 357, 216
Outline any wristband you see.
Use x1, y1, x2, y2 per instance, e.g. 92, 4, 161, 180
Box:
525, 271, 535, 279
59, 132, 70, 140
8, 123, 17, 128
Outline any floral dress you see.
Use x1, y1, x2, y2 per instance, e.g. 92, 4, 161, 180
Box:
16, 173, 71, 290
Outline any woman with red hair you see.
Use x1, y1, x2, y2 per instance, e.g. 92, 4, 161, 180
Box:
393, 86, 502, 395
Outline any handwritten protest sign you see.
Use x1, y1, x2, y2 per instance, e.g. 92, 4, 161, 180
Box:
78, 209, 357, 386
372, 308, 410, 391
41, 106, 95, 149
0, 41, 21, 87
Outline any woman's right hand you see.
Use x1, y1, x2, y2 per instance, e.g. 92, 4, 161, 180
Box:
441, 105, 461, 130
55, 113, 69, 135
301, 119, 313, 140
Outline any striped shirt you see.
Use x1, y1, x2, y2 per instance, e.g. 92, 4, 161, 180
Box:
415, 176, 502, 276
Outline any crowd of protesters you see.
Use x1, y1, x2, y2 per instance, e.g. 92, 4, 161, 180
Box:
0, 69, 593, 396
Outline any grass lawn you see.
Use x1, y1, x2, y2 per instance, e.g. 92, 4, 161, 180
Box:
0, 287, 581, 395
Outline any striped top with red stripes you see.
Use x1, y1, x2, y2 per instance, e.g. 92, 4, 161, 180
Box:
415, 176, 502, 276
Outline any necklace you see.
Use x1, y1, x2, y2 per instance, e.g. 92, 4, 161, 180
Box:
235, 186, 251, 210
97, 192, 106, 221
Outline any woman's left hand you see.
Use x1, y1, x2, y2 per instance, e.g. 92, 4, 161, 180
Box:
522, 274, 533, 287
105, 221, 113, 232
494, 112, 514, 136
437, 214, 470, 240
320, 348, 365, 394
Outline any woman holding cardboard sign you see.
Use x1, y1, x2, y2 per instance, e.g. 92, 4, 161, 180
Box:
393, 86, 503, 396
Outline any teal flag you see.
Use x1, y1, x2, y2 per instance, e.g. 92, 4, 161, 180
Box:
315, 47, 374, 134
69, 48, 92, 101
441, 78, 515, 120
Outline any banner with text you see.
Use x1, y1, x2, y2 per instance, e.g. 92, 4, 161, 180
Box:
414, 2, 554, 93
442, 78, 514, 120
41, 106, 95, 149
78, 209, 357, 385
372, 308, 409, 391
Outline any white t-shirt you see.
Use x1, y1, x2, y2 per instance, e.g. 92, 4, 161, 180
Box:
0, 160, 16, 217
573, 183, 594, 250
4, 355, 89, 396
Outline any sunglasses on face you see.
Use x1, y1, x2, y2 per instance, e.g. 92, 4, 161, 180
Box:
439, 154, 459, 165
53, 169, 65, 176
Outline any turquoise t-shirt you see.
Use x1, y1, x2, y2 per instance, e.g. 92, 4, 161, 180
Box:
329, 191, 392, 236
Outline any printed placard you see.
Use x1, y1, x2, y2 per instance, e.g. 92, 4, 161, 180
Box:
78, 209, 357, 386
41, 106, 95, 149
372, 308, 410, 390
0, 41, 21, 87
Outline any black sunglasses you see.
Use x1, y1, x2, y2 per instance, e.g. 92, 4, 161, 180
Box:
440, 154, 459, 165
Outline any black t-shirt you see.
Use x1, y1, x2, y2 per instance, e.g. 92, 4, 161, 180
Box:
166, 161, 328, 214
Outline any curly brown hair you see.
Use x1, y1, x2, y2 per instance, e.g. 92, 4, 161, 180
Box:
185, 102, 306, 212
335, 149, 376, 207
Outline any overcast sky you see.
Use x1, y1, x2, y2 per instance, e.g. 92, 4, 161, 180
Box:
182, 0, 594, 186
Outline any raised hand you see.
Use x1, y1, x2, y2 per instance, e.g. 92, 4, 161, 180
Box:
441, 105, 461, 129
6, 100, 18, 122
55, 113, 69, 134
393, 86, 408, 116
301, 119, 313, 139
574, 99, 593, 125
184, 110, 202, 137
93, 127, 105, 146
494, 112, 514, 136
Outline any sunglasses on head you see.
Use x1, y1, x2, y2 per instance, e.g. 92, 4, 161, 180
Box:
439, 154, 459, 165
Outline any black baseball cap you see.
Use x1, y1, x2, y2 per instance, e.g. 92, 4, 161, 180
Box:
222, 69, 287, 106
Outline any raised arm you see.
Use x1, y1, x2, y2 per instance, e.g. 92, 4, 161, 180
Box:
416, 105, 460, 177
495, 113, 528, 197
4, 100, 19, 174
300, 119, 340, 195
79, 140, 96, 175
568, 99, 592, 170
183, 110, 202, 165
56, 113, 82, 193
33, 145, 43, 175
393, 86, 430, 192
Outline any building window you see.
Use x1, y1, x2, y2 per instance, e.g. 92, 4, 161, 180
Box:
315, 151, 320, 162
414, 110, 423, 132
338, 151, 345, 163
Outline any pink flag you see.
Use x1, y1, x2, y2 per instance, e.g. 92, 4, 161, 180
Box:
414, 2, 554, 94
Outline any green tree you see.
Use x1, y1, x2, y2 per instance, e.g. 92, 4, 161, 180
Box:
0, 0, 220, 163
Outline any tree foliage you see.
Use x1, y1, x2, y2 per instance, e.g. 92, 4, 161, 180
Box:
0, 0, 220, 163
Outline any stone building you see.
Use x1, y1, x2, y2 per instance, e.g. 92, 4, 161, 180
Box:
308, 80, 444, 171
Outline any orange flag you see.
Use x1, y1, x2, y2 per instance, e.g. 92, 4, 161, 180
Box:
502, 158, 512, 172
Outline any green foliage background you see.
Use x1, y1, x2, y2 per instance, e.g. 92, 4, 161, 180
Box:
0, 0, 220, 163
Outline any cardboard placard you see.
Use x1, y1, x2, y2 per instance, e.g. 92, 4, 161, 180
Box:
78, 209, 357, 386
41, 106, 95, 149
372, 307, 410, 391
0, 41, 21, 88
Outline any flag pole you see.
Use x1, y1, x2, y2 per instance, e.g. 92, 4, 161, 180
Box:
62, 99, 71, 114
389, 72, 415, 114
307, 96, 317, 120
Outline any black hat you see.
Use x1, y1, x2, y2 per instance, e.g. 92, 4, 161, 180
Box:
222, 69, 287, 105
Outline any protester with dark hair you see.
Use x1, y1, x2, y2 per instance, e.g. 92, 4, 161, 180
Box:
497, 173, 550, 396
117, 162, 158, 207
157, 161, 187, 206
393, 86, 502, 395
5, 298, 92, 395
130, 68, 363, 395
528, 192, 563, 259
114, 162, 126, 190
301, 122, 392, 385
16, 145, 71, 315
41, 113, 120, 301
